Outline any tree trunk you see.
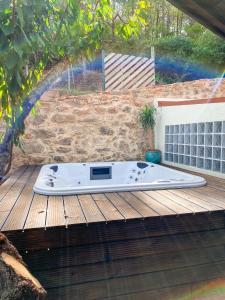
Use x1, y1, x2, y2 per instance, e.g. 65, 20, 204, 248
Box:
147, 128, 154, 150
176, 12, 179, 35
0, 141, 12, 178
0, 233, 46, 300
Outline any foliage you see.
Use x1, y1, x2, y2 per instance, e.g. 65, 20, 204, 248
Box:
138, 105, 156, 130
192, 30, 225, 68
101, 1, 225, 83
154, 32, 225, 83
155, 36, 194, 58
0, 0, 70, 144
0, 0, 146, 145
138, 104, 157, 149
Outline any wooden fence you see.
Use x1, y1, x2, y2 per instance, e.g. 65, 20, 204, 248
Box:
102, 48, 155, 91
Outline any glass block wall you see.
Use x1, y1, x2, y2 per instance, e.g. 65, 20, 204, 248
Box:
164, 121, 225, 173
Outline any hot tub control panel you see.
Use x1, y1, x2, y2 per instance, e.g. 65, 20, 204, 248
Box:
90, 166, 112, 180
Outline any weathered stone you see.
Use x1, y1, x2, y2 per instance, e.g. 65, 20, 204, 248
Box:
42, 90, 61, 98
57, 138, 72, 146
94, 107, 106, 114
32, 157, 46, 164
108, 107, 117, 114
80, 117, 99, 123
73, 108, 89, 115
51, 114, 75, 123
53, 156, 65, 162
122, 106, 132, 113
99, 127, 114, 135
96, 148, 111, 152
76, 149, 87, 155
56, 106, 69, 112
119, 141, 129, 151
32, 115, 46, 126
119, 128, 126, 136
124, 122, 136, 129
57, 128, 65, 134
105, 156, 113, 160
56, 147, 71, 153
24, 143, 44, 154
33, 129, 56, 139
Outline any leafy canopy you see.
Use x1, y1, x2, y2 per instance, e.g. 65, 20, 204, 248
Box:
0, 0, 72, 126
0, 0, 147, 144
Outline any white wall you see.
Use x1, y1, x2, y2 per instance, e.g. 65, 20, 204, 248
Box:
155, 101, 225, 178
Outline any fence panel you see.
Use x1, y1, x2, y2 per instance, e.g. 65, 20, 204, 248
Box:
103, 49, 155, 91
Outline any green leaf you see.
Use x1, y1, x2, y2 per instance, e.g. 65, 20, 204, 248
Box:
13, 41, 23, 58
0, 36, 9, 52
0, 0, 11, 12
5, 50, 19, 70
16, 6, 24, 27
0, 24, 14, 36
8, 75, 21, 98
16, 71, 22, 87
20, 28, 32, 47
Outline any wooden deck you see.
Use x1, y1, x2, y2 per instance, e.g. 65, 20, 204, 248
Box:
2, 165, 225, 300
1, 165, 225, 232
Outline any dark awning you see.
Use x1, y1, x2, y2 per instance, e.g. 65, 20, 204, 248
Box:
167, 0, 225, 39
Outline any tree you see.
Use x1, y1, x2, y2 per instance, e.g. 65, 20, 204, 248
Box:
0, 0, 72, 143
138, 105, 156, 149
0, 0, 75, 174
0, 0, 147, 175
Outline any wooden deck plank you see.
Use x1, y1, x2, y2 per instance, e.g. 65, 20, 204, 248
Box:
105, 193, 142, 220
144, 190, 192, 214
3, 165, 225, 300
184, 187, 225, 210
64, 195, 86, 225
24, 193, 48, 230
0, 211, 9, 229
197, 185, 225, 203
156, 190, 208, 214
35, 246, 225, 288
206, 176, 225, 185
118, 192, 159, 218
0, 165, 27, 201
169, 189, 223, 212
204, 175, 225, 190
46, 260, 225, 300
209, 182, 225, 191
0, 165, 35, 212
91, 194, 124, 222
2, 165, 225, 232
46, 196, 65, 228
78, 194, 106, 224
132, 191, 175, 216
2, 166, 40, 231
171, 166, 225, 192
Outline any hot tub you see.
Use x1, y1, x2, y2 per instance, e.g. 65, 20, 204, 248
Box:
33, 161, 206, 196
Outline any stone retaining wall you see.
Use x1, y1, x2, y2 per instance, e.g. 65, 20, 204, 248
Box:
12, 78, 225, 168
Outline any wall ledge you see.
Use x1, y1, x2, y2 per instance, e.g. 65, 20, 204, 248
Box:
158, 97, 225, 107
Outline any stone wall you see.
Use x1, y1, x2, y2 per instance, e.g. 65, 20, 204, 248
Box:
12, 78, 225, 168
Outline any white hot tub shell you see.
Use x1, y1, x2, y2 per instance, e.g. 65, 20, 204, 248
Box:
33, 161, 206, 196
